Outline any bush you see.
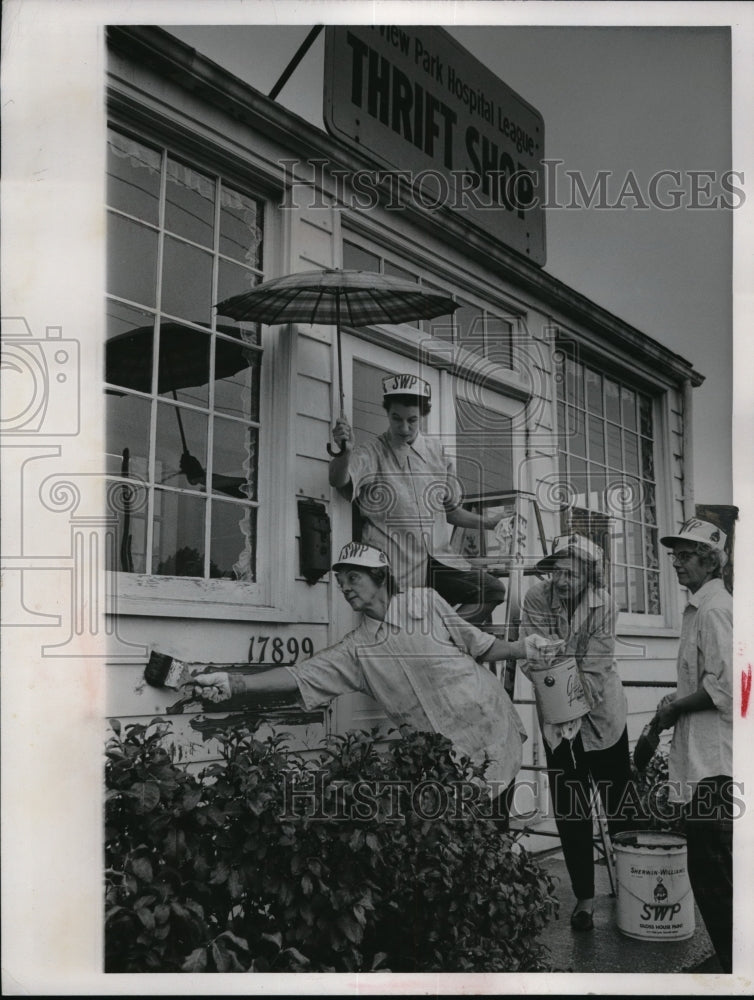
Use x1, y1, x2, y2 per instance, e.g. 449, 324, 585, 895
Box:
105, 719, 559, 973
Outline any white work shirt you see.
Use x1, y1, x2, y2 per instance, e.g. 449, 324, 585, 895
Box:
285, 588, 525, 791
344, 431, 472, 588
668, 577, 733, 804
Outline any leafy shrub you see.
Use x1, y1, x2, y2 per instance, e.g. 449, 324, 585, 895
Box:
105, 719, 559, 973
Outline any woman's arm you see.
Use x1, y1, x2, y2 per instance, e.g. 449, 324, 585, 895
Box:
193, 667, 298, 706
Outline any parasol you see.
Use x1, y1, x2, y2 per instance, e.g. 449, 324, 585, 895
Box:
215, 268, 458, 454
106, 320, 256, 496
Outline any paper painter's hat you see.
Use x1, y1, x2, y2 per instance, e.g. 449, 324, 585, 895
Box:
332, 542, 390, 572
381, 373, 431, 401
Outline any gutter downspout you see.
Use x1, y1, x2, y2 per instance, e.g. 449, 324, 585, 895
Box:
682, 377, 695, 521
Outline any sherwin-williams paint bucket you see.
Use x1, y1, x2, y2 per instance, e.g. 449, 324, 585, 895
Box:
613, 831, 694, 940
529, 655, 591, 724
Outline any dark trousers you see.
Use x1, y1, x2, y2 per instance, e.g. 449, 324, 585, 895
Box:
544, 727, 633, 900
685, 775, 734, 973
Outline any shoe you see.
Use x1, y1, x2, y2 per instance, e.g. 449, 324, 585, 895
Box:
570, 905, 594, 931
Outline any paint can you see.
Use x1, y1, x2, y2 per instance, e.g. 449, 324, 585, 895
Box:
613, 831, 695, 940
528, 655, 591, 724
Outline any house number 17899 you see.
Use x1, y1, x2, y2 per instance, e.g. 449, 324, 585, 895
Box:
248, 635, 315, 665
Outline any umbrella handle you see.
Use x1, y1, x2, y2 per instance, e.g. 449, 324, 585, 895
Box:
326, 441, 345, 457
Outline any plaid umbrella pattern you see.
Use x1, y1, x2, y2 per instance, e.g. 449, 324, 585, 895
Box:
215, 268, 458, 455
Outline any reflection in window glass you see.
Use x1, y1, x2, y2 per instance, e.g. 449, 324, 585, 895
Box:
106, 130, 161, 223
105, 304, 156, 393
165, 158, 215, 247
220, 187, 264, 267
105, 478, 148, 574
107, 213, 158, 307
212, 418, 258, 502
157, 322, 211, 407
454, 398, 513, 497
161, 237, 213, 325
343, 241, 380, 272
211, 503, 257, 581
152, 490, 207, 577
155, 403, 208, 490
213, 338, 261, 422
105, 392, 150, 479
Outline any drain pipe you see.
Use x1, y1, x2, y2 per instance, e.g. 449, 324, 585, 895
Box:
682, 378, 695, 521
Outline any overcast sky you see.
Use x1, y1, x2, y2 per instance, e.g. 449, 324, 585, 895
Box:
166, 21, 735, 505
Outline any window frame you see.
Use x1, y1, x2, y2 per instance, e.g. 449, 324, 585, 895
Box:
105, 121, 290, 621
552, 338, 678, 631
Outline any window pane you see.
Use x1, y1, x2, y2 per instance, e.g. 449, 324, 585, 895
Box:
384, 260, 417, 282
569, 406, 586, 457
626, 520, 644, 567
607, 423, 622, 468
105, 478, 148, 575
152, 489, 207, 577
211, 502, 257, 581
565, 357, 583, 409
639, 395, 654, 438
157, 322, 210, 407
628, 568, 646, 613
452, 301, 479, 347
162, 237, 213, 325
604, 378, 621, 424
216, 259, 261, 344
155, 402, 208, 490
645, 526, 660, 570
587, 414, 605, 464
487, 315, 513, 367
613, 565, 628, 613
589, 465, 608, 507
165, 157, 215, 247
624, 431, 640, 476
220, 186, 263, 268
212, 418, 258, 501
214, 336, 261, 422
454, 399, 513, 496
643, 483, 657, 525
343, 241, 379, 271
570, 456, 588, 504
107, 130, 161, 223
107, 213, 158, 307
105, 391, 151, 479
106, 302, 156, 392
640, 434, 655, 480
621, 386, 637, 431
585, 368, 603, 415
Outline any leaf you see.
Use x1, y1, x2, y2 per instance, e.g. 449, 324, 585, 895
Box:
135, 907, 155, 931
301, 873, 314, 896
371, 951, 389, 971
109, 718, 121, 736
280, 946, 311, 967
211, 940, 231, 973
218, 929, 249, 953
129, 781, 160, 814
130, 856, 153, 882
338, 913, 363, 944
181, 947, 207, 973
261, 931, 283, 951
228, 868, 244, 900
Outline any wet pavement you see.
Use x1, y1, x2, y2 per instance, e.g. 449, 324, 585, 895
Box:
536, 850, 719, 974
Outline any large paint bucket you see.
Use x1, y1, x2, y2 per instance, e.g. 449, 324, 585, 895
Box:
613, 831, 695, 940
529, 655, 591, 724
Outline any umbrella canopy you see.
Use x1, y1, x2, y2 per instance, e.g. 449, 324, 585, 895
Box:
106, 321, 255, 395
216, 269, 458, 455
215, 268, 458, 327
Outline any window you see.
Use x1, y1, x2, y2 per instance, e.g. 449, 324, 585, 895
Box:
342, 239, 513, 365
555, 349, 661, 615
105, 128, 265, 583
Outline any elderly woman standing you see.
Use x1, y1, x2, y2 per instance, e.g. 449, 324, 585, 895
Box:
518, 534, 632, 931
195, 542, 545, 824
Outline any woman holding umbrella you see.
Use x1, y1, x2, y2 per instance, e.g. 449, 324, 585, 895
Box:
329, 373, 508, 624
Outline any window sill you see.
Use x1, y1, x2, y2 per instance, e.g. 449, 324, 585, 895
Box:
106, 572, 330, 623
